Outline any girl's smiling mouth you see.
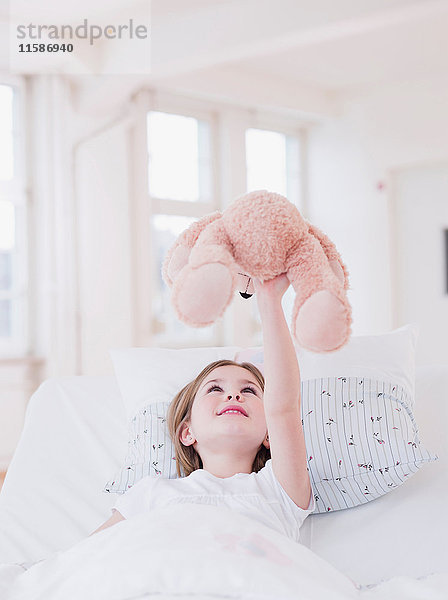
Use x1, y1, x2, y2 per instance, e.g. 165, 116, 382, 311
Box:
217, 406, 248, 417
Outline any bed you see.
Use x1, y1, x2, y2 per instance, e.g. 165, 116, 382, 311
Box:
0, 364, 447, 599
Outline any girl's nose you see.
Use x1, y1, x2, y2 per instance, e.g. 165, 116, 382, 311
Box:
227, 395, 240, 401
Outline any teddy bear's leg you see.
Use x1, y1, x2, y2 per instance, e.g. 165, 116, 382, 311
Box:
171, 219, 238, 327
307, 223, 349, 290
287, 237, 352, 352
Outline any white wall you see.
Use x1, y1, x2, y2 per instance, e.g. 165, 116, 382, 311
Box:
307, 112, 391, 336
307, 74, 448, 363
392, 164, 448, 365
75, 123, 134, 375
347, 75, 448, 170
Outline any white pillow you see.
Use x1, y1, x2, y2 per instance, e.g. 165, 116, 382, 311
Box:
105, 325, 438, 513
110, 325, 418, 419
110, 346, 241, 420
237, 324, 419, 405
299, 323, 419, 403
104, 401, 175, 493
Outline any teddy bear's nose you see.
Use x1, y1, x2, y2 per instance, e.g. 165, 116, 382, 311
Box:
240, 292, 253, 299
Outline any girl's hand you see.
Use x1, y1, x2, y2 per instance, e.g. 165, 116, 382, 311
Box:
253, 273, 290, 303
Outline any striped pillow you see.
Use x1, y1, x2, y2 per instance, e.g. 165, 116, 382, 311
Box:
104, 377, 437, 514
301, 376, 437, 512
104, 402, 175, 493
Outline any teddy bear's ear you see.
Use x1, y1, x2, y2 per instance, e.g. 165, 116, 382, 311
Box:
236, 272, 255, 299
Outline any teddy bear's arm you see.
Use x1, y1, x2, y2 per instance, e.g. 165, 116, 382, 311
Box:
161, 212, 222, 286
170, 217, 239, 327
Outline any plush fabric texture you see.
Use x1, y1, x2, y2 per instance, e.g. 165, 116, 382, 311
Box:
162, 190, 352, 353
104, 377, 437, 514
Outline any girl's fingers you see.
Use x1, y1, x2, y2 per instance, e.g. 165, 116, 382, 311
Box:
254, 274, 290, 299
253, 277, 263, 292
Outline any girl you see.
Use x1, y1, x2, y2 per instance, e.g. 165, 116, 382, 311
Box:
91, 273, 315, 541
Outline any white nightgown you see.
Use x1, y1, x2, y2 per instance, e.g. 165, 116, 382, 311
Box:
113, 459, 315, 543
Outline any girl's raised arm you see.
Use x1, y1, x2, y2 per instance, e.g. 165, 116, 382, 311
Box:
254, 274, 312, 510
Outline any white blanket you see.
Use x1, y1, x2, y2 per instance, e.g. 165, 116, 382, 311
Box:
3, 504, 447, 600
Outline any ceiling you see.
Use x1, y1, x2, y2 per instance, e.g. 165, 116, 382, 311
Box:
2, 0, 448, 114
237, 6, 448, 93
151, 0, 235, 16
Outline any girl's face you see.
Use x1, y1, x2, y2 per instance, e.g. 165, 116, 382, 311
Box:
180, 365, 268, 455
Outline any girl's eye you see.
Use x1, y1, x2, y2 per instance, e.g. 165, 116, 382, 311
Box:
206, 385, 258, 394
207, 385, 223, 393
242, 387, 257, 394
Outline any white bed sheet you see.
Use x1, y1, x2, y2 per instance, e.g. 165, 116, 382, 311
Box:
0, 366, 446, 588
308, 364, 448, 584
3, 504, 448, 600
0, 376, 127, 563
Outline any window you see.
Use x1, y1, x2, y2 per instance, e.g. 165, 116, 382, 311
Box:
0, 81, 28, 357
245, 127, 303, 343
246, 128, 301, 209
147, 110, 219, 345
148, 111, 212, 203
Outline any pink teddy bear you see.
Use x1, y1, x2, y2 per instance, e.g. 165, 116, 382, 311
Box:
162, 190, 352, 352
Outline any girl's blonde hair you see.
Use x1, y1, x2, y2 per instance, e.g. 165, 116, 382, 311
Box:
167, 359, 270, 477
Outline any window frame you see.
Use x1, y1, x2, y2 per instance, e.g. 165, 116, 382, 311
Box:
0, 75, 29, 358
137, 93, 224, 347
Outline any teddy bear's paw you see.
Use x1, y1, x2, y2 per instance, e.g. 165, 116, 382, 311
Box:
294, 290, 350, 352
172, 263, 235, 326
